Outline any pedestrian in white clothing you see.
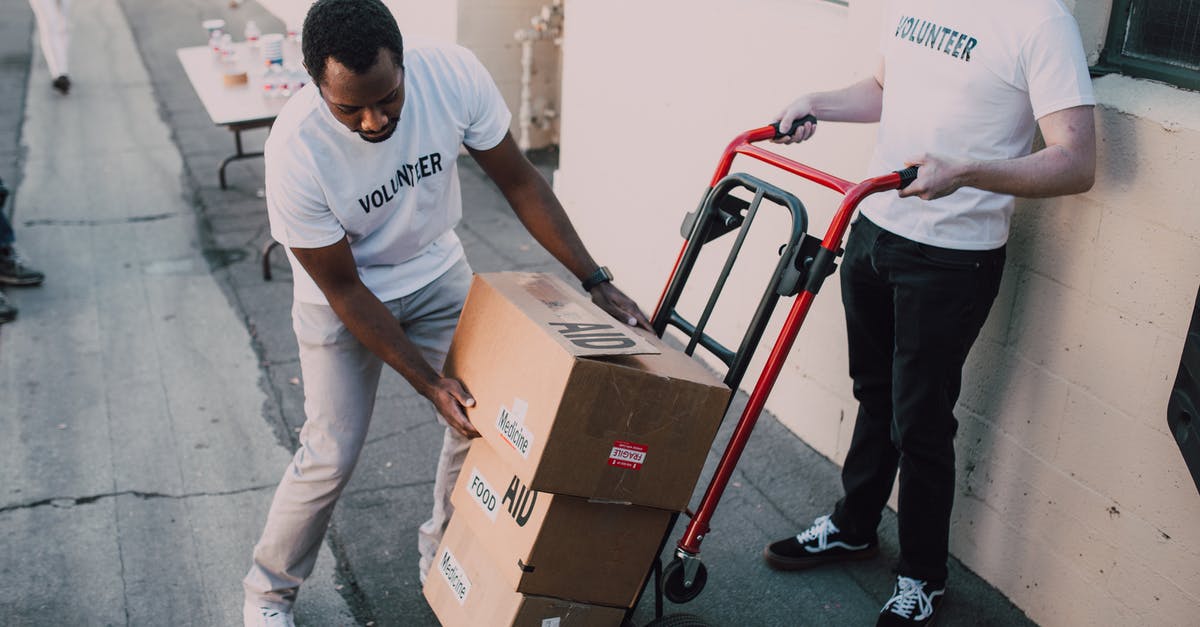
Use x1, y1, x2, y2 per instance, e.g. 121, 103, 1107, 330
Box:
28, 0, 71, 94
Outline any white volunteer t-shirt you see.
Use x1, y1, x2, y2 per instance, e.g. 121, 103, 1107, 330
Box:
265, 39, 511, 304
858, 0, 1095, 250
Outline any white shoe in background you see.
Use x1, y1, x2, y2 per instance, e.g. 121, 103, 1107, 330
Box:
243, 601, 296, 627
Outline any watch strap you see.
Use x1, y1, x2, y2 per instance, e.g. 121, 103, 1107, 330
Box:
581, 265, 613, 292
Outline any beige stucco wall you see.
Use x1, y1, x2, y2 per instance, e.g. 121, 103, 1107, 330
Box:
554, 0, 1200, 624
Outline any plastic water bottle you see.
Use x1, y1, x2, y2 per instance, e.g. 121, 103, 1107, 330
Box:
208, 29, 224, 60
278, 64, 293, 98
219, 33, 235, 61
262, 61, 284, 99
202, 18, 226, 38
290, 65, 309, 93
243, 20, 261, 49
267, 63, 283, 99
259, 34, 286, 99
203, 19, 226, 60
284, 22, 302, 65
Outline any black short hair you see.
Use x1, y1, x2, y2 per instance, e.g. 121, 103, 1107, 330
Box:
302, 0, 404, 87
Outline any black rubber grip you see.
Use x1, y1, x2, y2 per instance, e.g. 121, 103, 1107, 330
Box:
771, 114, 818, 139
895, 166, 919, 189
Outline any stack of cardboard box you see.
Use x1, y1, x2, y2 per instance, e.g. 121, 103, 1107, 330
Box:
423, 273, 731, 626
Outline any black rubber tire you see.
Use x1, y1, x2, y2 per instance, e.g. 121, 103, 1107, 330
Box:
662, 557, 708, 604
643, 613, 712, 627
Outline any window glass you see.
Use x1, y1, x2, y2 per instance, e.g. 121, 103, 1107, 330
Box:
1122, 0, 1200, 71
1100, 0, 1200, 90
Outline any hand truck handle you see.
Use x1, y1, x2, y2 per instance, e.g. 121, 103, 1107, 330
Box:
710, 124, 916, 199
769, 114, 818, 140
656, 128, 921, 327
757, 122, 922, 192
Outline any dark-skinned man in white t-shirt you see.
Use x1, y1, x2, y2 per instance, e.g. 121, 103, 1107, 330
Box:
241, 1, 650, 625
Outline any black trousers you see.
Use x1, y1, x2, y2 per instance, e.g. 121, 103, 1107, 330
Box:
830, 216, 1005, 584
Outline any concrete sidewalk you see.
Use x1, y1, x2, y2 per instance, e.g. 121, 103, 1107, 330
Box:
0, 0, 351, 624
0, 0, 1036, 625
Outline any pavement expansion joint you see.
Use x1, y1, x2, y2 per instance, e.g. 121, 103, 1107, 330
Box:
0, 483, 277, 514
20, 212, 183, 227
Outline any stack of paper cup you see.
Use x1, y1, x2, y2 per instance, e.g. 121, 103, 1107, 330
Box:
261, 34, 284, 66
202, 18, 225, 37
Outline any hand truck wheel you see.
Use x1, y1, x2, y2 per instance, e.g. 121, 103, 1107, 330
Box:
662, 556, 707, 603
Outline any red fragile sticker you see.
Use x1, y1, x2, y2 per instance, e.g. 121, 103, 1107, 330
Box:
608, 440, 648, 470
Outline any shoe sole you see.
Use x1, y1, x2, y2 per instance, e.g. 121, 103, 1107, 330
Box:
762, 544, 880, 571
0, 276, 43, 286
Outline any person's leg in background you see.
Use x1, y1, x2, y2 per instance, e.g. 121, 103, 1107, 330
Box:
27, 0, 71, 93
0, 178, 44, 324
0, 211, 45, 288
0, 183, 11, 323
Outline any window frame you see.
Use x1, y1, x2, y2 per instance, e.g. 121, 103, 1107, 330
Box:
1094, 0, 1200, 92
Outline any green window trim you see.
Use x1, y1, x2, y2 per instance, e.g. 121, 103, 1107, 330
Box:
1092, 0, 1200, 92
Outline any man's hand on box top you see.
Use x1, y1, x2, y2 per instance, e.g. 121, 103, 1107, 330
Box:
591, 282, 653, 332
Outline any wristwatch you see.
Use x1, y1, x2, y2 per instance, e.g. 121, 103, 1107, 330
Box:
581, 265, 613, 292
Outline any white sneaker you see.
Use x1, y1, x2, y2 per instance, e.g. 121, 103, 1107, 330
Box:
244, 601, 296, 627
876, 576, 944, 626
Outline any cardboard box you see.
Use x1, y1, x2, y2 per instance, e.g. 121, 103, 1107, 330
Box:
445, 272, 731, 511
424, 516, 627, 627
451, 440, 671, 608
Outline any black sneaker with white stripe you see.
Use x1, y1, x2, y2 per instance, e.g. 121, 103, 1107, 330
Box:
876, 576, 944, 626
0, 246, 44, 286
762, 514, 879, 570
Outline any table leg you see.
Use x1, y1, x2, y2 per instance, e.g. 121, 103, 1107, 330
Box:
261, 239, 283, 281
219, 127, 265, 190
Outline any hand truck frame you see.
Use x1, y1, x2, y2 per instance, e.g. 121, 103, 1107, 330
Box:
630, 118, 916, 624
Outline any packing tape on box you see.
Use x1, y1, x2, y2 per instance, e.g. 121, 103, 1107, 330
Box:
544, 601, 594, 625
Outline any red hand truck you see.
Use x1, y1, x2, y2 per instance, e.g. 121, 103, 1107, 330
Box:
631, 119, 917, 626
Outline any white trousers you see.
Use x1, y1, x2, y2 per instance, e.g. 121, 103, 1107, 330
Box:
243, 259, 473, 610
29, 0, 70, 78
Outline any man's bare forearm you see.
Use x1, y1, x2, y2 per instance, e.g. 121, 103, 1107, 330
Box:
324, 281, 442, 394
504, 177, 599, 280
959, 143, 1094, 198
469, 135, 600, 282
901, 105, 1096, 201
804, 75, 886, 124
